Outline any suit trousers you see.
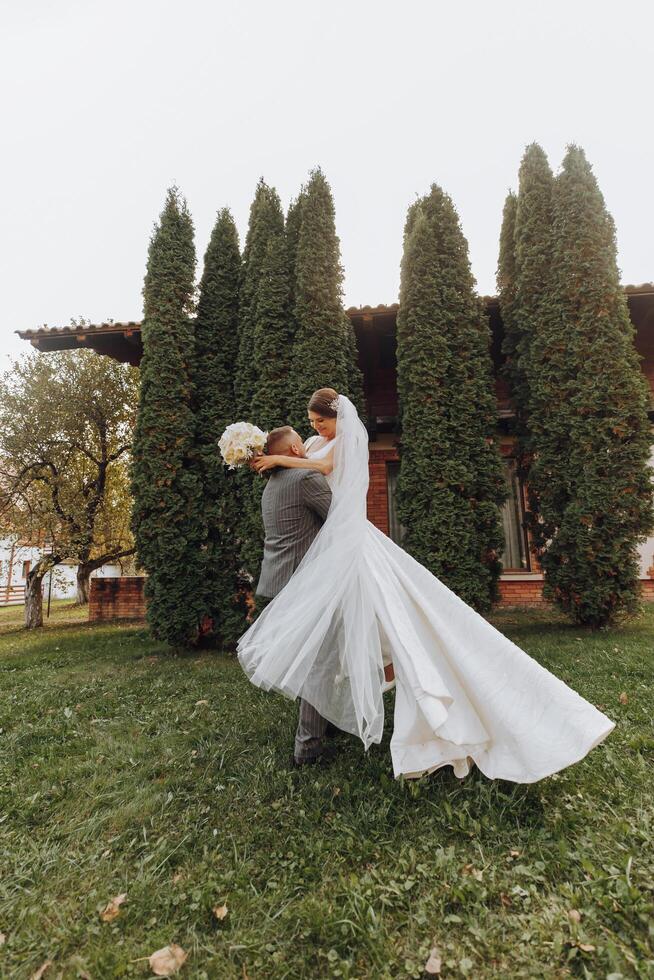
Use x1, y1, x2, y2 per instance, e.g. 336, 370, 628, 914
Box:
255, 594, 329, 761
294, 698, 329, 761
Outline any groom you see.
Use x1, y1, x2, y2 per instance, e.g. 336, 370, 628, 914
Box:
253, 425, 337, 768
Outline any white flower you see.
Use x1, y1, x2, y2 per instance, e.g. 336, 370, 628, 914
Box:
218, 422, 268, 469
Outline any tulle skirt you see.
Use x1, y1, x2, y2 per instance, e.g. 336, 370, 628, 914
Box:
237, 520, 615, 782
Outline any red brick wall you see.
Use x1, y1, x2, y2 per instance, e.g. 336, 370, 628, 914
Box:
88, 458, 654, 622
87, 571, 654, 622
365, 442, 654, 608
498, 577, 654, 607
498, 579, 548, 607
89, 576, 146, 621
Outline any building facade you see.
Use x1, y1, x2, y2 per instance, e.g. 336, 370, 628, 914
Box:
0, 535, 123, 606
348, 292, 654, 602
16, 284, 654, 609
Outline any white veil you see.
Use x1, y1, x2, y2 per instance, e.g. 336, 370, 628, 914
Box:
237, 394, 386, 748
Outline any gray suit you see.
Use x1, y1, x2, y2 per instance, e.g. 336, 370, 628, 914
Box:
256, 469, 332, 597
256, 466, 333, 762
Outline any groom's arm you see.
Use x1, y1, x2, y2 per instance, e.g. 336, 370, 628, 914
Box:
301, 471, 332, 521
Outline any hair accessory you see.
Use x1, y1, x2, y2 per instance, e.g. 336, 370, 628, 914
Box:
330, 395, 340, 412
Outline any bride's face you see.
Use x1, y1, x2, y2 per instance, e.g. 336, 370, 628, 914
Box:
308, 410, 337, 440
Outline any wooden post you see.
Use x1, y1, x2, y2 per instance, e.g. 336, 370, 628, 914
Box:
5, 540, 15, 603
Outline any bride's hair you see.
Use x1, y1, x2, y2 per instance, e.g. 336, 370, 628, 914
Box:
308, 387, 339, 418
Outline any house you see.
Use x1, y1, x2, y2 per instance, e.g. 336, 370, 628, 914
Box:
0, 535, 124, 606
16, 283, 654, 613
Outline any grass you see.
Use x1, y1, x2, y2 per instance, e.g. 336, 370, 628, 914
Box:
0, 602, 653, 979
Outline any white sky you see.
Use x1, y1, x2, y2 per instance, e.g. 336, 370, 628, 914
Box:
2, 0, 653, 366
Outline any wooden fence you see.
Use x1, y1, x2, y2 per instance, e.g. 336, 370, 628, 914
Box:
0, 585, 26, 606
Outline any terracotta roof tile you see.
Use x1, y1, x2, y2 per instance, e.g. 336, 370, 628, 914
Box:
18, 320, 142, 338
15, 284, 654, 339
346, 303, 400, 315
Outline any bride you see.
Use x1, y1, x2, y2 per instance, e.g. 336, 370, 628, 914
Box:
237, 387, 615, 782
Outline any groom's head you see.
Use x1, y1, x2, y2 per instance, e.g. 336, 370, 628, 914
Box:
265, 426, 306, 458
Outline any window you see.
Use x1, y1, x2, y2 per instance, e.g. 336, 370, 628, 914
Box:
386, 462, 406, 545
22, 560, 31, 579
386, 457, 530, 570
499, 458, 530, 570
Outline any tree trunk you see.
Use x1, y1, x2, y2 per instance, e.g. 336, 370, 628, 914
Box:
24, 555, 62, 629
25, 568, 46, 629
76, 563, 91, 604
75, 549, 136, 606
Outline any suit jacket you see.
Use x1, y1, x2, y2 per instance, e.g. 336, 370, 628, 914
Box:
256, 468, 332, 598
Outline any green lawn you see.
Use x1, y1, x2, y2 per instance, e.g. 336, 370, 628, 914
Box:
0, 602, 653, 979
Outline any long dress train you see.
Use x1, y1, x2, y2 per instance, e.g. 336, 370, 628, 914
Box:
237, 396, 615, 782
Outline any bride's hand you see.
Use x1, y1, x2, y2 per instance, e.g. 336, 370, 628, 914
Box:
252, 454, 280, 473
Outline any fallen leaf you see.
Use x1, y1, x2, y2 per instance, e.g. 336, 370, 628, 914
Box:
100, 892, 127, 922
149, 944, 188, 976
30, 961, 52, 980
568, 909, 581, 924
619, 691, 628, 704
195, 700, 209, 706
0, 932, 5, 945
578, 942, 596, 952
500, 892, 512, 908
213, 904, 229, 921
508, 849, 520, 858
424, 947, 441, 974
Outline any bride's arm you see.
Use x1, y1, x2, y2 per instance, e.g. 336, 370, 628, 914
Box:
252, 449, 334, 476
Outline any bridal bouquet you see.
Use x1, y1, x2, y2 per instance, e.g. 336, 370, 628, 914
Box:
218, 422, 268, 469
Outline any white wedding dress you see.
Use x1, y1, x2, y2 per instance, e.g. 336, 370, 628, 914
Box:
237, 395, 615, 781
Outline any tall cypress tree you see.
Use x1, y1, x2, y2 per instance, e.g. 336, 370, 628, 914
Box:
235, 179, 284, 418
242, 230, 294, 592
344, 312, 366, 424
511, 146, 554, 487
130, 187, 205, 646
497, 190, 518, 405
527, 146, 654, 626
250, 232, 293, 428
232, 180, 285, 587
192, 208, 248, 645
284, 192, 305, 333
396, 185, 508, 612
287, 168, 364, 434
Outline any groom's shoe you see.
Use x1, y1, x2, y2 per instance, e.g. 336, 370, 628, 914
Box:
291, 742, 338, 769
